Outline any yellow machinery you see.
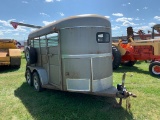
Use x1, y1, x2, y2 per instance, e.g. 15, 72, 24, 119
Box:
0, 39, 21, 68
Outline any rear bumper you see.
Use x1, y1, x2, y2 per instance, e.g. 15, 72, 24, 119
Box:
91, 86, 118, 97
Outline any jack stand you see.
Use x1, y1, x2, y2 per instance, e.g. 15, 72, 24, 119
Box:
118, 72, 126, 106
114, 72, 137, 108
126, 97, 131, 110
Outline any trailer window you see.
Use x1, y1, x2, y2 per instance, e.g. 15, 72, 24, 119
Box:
34, 40, 40, 48
47, 33, 58, 47
30, 37, 45, 48
30, 38, 40, 48
30, 40, 33, 47
96, 32, 110, 43
40, 36, 46, 47
29, 33, 58, 48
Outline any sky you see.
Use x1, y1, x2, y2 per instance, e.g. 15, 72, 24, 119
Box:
0, 0, 160, 41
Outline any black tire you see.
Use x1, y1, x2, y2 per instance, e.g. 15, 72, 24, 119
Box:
121, 61, 136, 67
112, 46, 121, 70
25, 47, 37, 64
32, 72, 43, 92
25, 69, 33, 86
13, 65, 20, 69
10, 57, 21, 68
149, 62, 160, 76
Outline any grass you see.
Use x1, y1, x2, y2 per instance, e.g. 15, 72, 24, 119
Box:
0, 56, 160, 120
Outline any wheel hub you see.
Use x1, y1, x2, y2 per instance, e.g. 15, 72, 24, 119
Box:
34, 77, 39, 89
26, 52, 30, 62
152, 65, 160, 74
27, 73, 31, 84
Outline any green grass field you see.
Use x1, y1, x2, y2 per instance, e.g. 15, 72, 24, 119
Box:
0, 56, 160, 120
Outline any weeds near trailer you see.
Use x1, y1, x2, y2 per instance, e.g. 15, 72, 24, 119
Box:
0, 56, 160, 120
113, 62, 160, 120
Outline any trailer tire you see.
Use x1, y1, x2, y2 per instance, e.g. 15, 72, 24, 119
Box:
25, 47, 37, 64
112, 46, 121, 70
121, 61, 136, 67
149, 62, 160, 76
25, 69, 33, 86
32, 72, 43, 92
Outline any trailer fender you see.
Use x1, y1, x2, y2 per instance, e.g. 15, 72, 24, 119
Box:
27, 66, 48, 85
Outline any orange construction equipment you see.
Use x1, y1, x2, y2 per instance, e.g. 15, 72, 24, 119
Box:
112, 24, 160, 76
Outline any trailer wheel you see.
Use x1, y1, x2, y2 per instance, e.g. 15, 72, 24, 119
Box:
121, 61, 136, 67
32, 72, 43, 92
25, 47, 37, 64
112, 46, 121, 70
149, 62, 160, 76
25, 69, 33, 86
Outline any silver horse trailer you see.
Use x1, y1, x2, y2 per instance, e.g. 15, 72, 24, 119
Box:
25, 14, 136, 102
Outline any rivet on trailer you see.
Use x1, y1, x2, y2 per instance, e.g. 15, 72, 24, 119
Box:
11, 14, 136, 107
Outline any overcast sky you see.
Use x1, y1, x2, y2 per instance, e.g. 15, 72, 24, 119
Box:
0, 0, 160, 41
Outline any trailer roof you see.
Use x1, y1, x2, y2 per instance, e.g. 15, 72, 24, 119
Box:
28, 14, 110, 40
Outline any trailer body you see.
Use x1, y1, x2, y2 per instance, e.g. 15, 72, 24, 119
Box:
25, 14, 135, 99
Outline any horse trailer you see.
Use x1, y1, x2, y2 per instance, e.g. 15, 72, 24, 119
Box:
24, 14, 135, 102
